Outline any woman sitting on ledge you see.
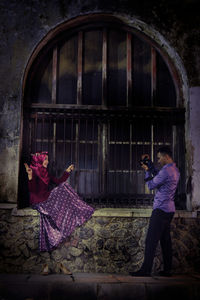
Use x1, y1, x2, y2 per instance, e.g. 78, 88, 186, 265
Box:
24, 151, 94, 275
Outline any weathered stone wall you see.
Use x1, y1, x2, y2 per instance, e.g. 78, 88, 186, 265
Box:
189, 87, 200, 211
0, 208, 199, 274
0, 0, 199, 208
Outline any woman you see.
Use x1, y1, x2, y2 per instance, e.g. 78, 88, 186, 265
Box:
24, 151, 94, 275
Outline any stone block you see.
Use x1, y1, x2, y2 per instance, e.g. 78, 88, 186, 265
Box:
111, 229, 128, 238
96, 239, 104, 250
97, 228, 111, 238
27, 238, 38, 250
19, 244, 30, 258
68, 247, 83, 257
104, 239, 116, 253
79, 227, 94, 240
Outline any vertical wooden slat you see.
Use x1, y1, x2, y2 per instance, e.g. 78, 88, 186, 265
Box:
151, 47, 156, 106
127, 33, 132, 107
107, 121, 110, 195
135, 121, 138, 195
77, 31, 83, 105
71, 117, 74, 163
70, 117, 74, 188
92, 119, 95, 198
52, 47, 58, 104
75, 120, 80, 191
64, 117, 66, 164
114, 120, 117, 194
98, 123, 101, 195
42, 114, 45, 150
84, 119, 88, 195
102, 123, 107, 193
102, 29, 107, 106
129, 122, 132, 198
29, 117, 32, 154
53, 121, 56, 170
48, 114, 52, 159
121, 124, 124, 194
34, 114, 38, 153
150, 122, 154, 197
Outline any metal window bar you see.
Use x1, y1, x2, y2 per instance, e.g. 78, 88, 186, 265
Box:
114, 119, 117, 197
71, 115, 74, 164
41, 113, 45, 151
75, 117, 80, 191
34, 114, 37, 153
121, 122, 126, 195
53, 120, 56, 175
98, 122, 101, 199
28, 117, 32, 155
92, 119, 95, 198
133, 121, 138, 198
84, 119, 88, 195
129, 121, 133, 199
48, 113, 52, 164
63, 117, 66, 167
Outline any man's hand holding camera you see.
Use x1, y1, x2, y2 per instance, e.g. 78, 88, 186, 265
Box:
140, 154, 151, 171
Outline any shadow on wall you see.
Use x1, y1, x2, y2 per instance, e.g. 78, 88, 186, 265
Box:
18, 155, 30, 208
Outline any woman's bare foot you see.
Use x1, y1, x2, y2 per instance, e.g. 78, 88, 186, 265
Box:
59, 263, 72, 275
40, 264, 49, 275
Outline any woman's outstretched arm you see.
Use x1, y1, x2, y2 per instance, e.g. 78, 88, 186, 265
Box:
50, 164, 74, 185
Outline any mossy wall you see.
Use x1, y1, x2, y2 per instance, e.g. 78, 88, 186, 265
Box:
0, 208, 199, 274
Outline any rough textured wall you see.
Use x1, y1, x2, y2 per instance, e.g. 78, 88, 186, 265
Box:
189, 87, 200, 210
0, 0, 199, 203
0, 209, 199, 274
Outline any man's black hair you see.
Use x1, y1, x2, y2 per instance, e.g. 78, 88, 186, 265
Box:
157, 146, 172, 158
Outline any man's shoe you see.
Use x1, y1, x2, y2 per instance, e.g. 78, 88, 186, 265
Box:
158, 271, 172, 277
129, 270, 151, 277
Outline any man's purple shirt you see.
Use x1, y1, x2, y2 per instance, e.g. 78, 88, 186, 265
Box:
145, 163, 180, 213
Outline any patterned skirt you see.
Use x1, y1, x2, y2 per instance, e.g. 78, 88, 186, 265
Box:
33, 182, 94, 252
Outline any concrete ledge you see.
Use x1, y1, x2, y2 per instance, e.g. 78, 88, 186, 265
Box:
93, 208, 153, 217
93, 208, 199, 218
0, 203, 199, 218
0, 203, 17, 209
11, 207, 39, 216
7, 206, 199, 218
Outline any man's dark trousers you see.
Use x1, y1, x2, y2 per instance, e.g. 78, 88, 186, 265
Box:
140, 208, 174, 274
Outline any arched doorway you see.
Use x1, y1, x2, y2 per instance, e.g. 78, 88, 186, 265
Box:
18, 14, 185, 208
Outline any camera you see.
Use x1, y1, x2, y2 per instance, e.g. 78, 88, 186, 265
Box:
140, 156, 151, 167
140, 155, 157, 176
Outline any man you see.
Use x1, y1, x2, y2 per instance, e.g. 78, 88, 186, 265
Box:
130, 146, 180, 277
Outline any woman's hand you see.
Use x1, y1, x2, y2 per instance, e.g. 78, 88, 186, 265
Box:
24, 163, 33, 180
66, 164, 74, 173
